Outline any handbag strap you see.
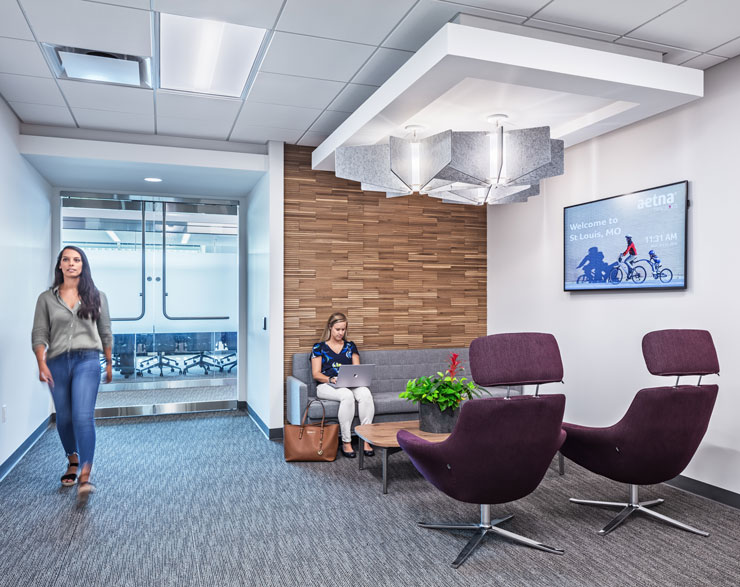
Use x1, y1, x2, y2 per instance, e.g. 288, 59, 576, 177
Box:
299, 399, 329, 452
301, 398, 327, 426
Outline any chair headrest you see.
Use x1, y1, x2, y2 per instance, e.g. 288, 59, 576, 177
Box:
469, 332, 563, 387
642, 329, 719, 376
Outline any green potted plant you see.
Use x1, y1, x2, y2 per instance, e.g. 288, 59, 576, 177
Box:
400, 353, 489, 433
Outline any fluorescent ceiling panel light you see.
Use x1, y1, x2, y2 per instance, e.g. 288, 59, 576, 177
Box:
144, 177, 162, 182
106, 230, 121, 243
181, 233, 191, 244
160, 13, 266, 97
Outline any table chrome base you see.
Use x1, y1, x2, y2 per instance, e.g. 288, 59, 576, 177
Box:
570, 483, 709, 537
419, 504, 564, 568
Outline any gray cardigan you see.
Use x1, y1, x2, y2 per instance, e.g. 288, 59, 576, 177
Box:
32, 287, 113, 359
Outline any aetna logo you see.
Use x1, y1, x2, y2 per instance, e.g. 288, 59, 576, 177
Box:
637, 192, 675, 209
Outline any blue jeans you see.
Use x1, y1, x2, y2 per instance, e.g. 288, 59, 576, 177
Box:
46, 350, 101, 468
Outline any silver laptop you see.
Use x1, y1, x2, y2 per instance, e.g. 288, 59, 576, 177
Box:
328, 364, 375, 388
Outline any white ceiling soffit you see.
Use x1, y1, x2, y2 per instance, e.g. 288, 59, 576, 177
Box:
312, 21, 704, 171
19, 135, 267, 197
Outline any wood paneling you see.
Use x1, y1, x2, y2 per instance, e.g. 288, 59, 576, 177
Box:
284, 145, 487, 385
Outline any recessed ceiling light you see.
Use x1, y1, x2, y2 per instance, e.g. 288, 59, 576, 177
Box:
144, 177, 163, 182
159, 13, 266, 97
105, 230, 121, 243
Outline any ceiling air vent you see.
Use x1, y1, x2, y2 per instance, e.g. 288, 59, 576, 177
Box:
42, 44, 152, 88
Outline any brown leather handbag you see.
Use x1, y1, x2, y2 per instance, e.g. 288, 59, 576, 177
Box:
284, 399, 339, 462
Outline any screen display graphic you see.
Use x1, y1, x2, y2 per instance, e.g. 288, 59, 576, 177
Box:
564, 181, 687, 291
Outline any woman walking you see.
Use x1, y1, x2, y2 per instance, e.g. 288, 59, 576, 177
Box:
32, 246, 112, 501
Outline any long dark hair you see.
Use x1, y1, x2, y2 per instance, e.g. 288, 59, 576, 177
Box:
53, 246, 101, 321
321, 312, 348, 341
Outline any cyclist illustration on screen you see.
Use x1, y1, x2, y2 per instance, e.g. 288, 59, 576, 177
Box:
619, 234, 637, 278
576, 246, 610, 283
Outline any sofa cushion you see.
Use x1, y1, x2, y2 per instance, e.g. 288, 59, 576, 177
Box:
307, 391, 420, 420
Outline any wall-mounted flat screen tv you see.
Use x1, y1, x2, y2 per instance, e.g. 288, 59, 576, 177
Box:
564, 181, 688, 291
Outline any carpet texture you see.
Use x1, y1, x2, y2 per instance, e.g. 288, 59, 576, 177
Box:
1, 411, 738, 586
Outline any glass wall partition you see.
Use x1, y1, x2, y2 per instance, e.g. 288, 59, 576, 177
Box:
61, 193, 239, 416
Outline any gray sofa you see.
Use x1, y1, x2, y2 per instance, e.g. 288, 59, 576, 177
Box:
286, 347, 474, 426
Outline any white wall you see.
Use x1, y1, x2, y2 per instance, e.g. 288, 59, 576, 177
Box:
245, 140, 284, 433
246, 171, 270, 423
488, 55, 740, 494
0, 100, 54, 465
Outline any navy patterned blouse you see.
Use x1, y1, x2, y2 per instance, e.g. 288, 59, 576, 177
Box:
311, 340, 360, 378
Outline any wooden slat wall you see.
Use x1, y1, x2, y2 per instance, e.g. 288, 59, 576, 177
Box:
284, 145, 487, 386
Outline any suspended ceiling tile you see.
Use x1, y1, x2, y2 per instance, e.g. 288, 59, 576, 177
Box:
20, 0, 152, 57
157, 115, 234, 140
309, 110, 350, 134
627, 0, 740, 53
156, 90, 242, 120
260, 32, 375, 82
72, 108, 154, 133
448, 0, 550, 15
235, 101, 321, 130
0, 74, 65, 106
276, 0, 417, 45
383, 0, 525, 52
327, 83, 377, 113
298, 131, 330, 147
247, 72, 344, 110
0, 38, 51, 77
230, 125, 304, 144
59, 80, 153, 114
153, 0, 284, 29
680, 54, 728, 70
533, 0, 682, 36
0, 0, 34, 40
711, 36, 740, 59
525, 19, 619, 42
614, 37, 700, 65
352, 48, 414, 86
10, 102, 75, 126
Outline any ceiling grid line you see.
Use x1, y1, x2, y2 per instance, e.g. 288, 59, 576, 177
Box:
224, 0, 289, 142
13, 0, 80, 129
293, 0, 424, 147
519, 0, 557, 25
82, 0, 150, 13
614, 0, 688, 41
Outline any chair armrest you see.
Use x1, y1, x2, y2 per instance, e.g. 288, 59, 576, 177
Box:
286, 375, 308, 424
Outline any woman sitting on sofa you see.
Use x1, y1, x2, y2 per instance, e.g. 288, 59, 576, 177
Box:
311, 312, 375, 459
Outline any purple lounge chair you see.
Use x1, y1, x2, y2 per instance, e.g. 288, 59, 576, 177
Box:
561, 329, 719, 536
397, 333, 567, 568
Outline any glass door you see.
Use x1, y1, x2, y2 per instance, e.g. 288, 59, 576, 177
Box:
60, 194, 239, 416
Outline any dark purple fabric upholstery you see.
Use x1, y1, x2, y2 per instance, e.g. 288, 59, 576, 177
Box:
561, 385, 718, 485
469, 333, 564, 387
642, 329, 719, 376
397, 395, 566, 505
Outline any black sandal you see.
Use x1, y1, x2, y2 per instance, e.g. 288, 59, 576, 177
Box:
60, 461, 79, 487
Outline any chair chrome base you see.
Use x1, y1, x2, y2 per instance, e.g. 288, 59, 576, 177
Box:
419, 504, 564, 568
570, 483, 709, 537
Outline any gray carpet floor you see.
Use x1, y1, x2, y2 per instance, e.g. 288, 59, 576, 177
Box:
1, 410, 739, 587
